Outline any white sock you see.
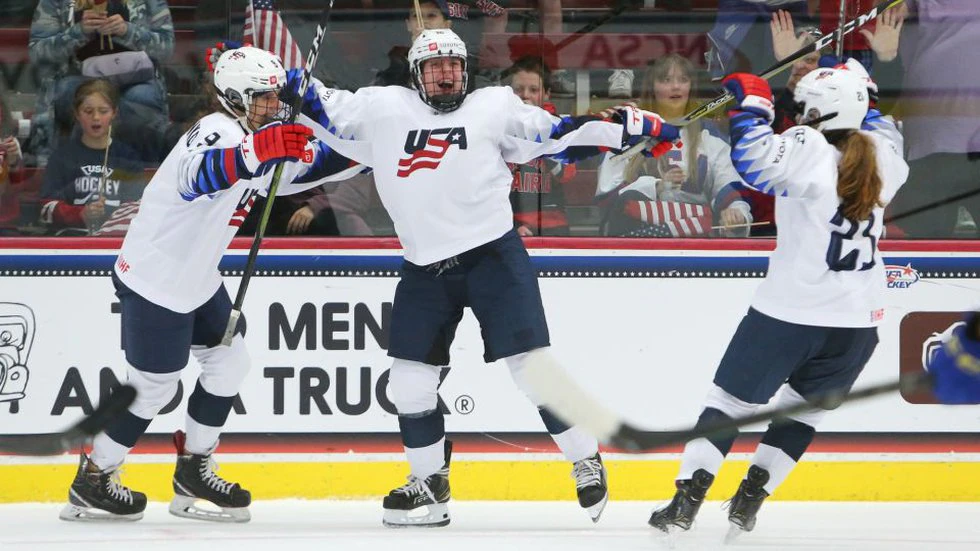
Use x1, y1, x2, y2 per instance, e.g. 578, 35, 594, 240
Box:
551, 426, 599, 463
405, 437, 446, 479
89, 432, 131, 471
750, 443, 798, 495
184, 415, 223, 455
677, 437, 725, 480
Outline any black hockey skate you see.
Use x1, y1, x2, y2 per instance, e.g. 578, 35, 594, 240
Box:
572, 452, 608, 522
724, 465, 771, 542
59, 454, 146, 522
382, 440, 452, 528
648, 468, 715, 533
169, 430, 251, 523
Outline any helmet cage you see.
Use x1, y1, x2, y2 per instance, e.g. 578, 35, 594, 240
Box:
408, 29, 469, 113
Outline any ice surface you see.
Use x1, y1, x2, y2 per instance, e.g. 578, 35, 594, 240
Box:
1, 500, 978, 551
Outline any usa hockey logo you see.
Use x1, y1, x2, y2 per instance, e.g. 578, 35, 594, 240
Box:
885, 263, 920, 289
0, 303, 34, 413
397, 127, 468, 178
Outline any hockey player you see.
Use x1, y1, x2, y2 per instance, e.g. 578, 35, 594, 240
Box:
60, 47, 362, 523
290, 28, 680, 527
928, 312, 980, 405
647, 63, 908, 539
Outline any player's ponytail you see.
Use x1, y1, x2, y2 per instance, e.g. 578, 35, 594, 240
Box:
825, 129, 883, 222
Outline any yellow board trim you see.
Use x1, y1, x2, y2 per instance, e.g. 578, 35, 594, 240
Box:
3, 460, 979, 503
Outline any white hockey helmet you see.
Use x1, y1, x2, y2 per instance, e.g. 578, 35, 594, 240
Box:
213, 46, 289, 127
408, 28, 468, 112
793, 67, 869, 132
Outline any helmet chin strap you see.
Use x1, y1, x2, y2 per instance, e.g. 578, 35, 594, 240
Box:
801, 111, 838, 130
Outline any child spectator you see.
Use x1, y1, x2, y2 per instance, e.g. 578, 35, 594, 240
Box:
40, 79, 144, 235
505, 56, 573, 236
27, 0, 174, 165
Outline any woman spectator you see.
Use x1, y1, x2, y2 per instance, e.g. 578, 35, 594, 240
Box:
40, 79, 144, 235
596, 54, 753, 237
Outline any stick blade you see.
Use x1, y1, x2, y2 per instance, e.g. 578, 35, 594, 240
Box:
0, 385, 136, 456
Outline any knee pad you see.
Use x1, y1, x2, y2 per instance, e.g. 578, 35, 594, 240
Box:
126, 365, 182, 420
387, 358, 441, 416
191, 335, 251, 397
703, 385, 760, 419
504, 350, 542, 405
776, 385, 828, 427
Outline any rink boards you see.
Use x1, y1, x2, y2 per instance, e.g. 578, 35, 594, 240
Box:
0, 237, 978, 502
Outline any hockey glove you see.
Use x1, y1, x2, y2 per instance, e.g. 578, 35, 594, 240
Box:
722, 73, 775, 124
620, 106, 681, 157
238, 122, 313, 175
206, 40, 249, 72
928, 314, 980, 405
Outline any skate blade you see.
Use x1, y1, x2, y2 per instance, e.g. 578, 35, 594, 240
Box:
169, 495, 250, 523
382, 503, 450, 528
59, 503, 143, 522
724, 522, 747, 544
584, 493, 609, 523
649, 524, 679, 550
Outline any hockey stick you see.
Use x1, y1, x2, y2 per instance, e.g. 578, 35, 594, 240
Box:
0, 385, 136, 455
521, 349, 931, 452
617, 0, 907, 160
221, 0, 336, 346
884, 186, 980, 225
555, 0, 639, 50
835, 0, 847, 59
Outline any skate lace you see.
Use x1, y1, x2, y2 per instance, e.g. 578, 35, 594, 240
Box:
394, 474, 436, 503
198, 457, 235, 495
571, 457, 602, 490
104, 469, 134, 504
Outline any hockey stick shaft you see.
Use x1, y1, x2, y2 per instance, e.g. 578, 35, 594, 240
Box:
609, 372, 931, 451
835, 0, 848, 58
222, 0, 335, 346
884, 186, 980, 225
555, 2, 636, 50
0, 385, 136, 455
617, 0, 906, 160
521, 349, 932, 453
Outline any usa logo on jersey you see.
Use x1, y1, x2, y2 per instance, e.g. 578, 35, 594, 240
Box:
397, 127, 468, 178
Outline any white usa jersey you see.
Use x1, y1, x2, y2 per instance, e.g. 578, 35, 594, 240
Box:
303, 84, 623, 265
729, 115, 909, 327
115, 112, 363, 313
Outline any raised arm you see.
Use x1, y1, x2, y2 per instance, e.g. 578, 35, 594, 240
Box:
176, 120, 313, 201
723, 73, 832, 198
501, 91, 679, 165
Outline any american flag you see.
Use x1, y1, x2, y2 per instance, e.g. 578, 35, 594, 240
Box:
243, 0, 304, 70
623, 200, 713, 237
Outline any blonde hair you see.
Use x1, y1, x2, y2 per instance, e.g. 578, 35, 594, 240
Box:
825, 130, 884, 221
624, 54, 702, 186
73, 79, 119, 114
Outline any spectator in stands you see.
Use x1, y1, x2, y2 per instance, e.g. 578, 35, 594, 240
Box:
889, 0, 980, 238
40, 79, 144, 236
27, 0, 174, 166
505, 56, 573, 236
376, 0, 499, 90
596, 54, 753, 238
704, 0, 809, 81
0, 96, 26, 236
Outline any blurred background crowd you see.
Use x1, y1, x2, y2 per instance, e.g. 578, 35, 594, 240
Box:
0, 0, 975, 240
